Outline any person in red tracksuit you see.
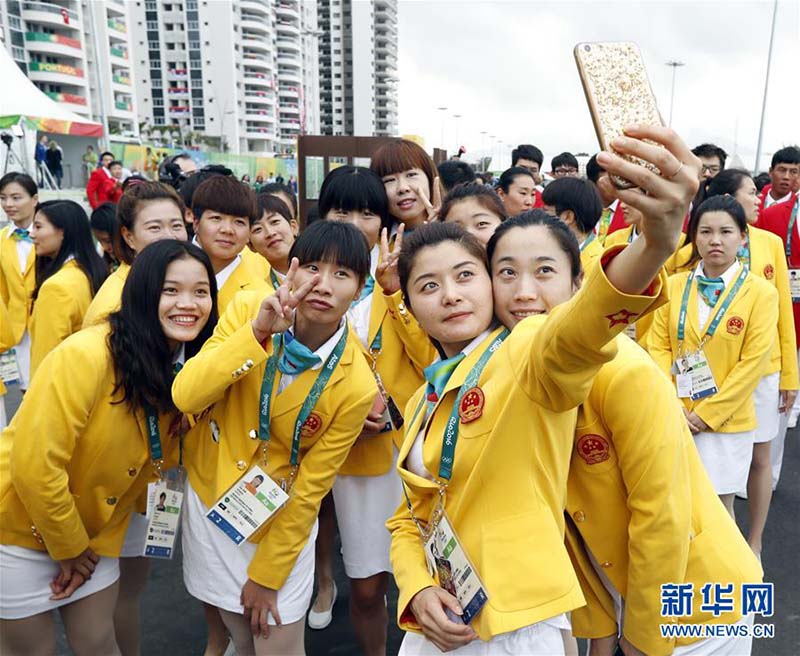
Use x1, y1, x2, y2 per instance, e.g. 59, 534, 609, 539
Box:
511, 144, 546, 208
86, 154, 123, 209
758, 146, 800, 215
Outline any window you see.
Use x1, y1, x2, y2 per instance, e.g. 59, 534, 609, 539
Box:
187, 20, 198, 29
165, 23, 174, 31
189, 40, 200, 49
190, 78, 202, 88
146, 21, 158, 30
152, 78, 162, 88
153, 98, 164, 107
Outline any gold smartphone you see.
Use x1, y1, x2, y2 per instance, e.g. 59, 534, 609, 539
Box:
574, 41, 665, 189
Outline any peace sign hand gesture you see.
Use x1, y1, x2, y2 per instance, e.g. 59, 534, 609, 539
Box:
375, 223, 405, 295
414, 176, 442, 224
251, 258, 319, 343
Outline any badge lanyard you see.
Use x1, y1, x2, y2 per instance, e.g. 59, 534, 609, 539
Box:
403, 329, 509, 540
143, 404, 165, 479
257, 325, 348, 489
739, 233, 751, 268
580, 232, 595, 253
677, 266, 748, 356
785, 198, 799, 260
269, 269, 281, 291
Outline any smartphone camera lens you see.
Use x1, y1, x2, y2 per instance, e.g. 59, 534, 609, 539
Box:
584, 44, 591, 51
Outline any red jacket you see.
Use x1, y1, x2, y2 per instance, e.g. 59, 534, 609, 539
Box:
86, 168, 122, 209
758, 184, 796, 216
757, 197, 800, 346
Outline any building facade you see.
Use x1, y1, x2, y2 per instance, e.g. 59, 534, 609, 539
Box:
0, 0, 139, 135
317, 0, 398, 137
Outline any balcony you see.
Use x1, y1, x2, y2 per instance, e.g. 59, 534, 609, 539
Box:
44, 90, 86, 106
107, 17, 127, 34
278, 69, 301, 84
112, 73, 132, 86
242, 38, 271, 54
167, 68, 189, 79
279, 103, 299, 115
243, 57, 271, 72
109, 46, 129, 61
168, 106, 191, 117
25, 31, 83, 57
241, 15, 270, 34
28, 60, 87, 86
276, 38, 300, 53
243, 71, 272, 87
167, 86, 190, 97
279, 118, 301, 132
114, 100, 133, 112
22, 2, 80, 30
245, 109, 273, 121
241, 0, 270, 15
275, 2, 300, 20
278, 85, 299, 99
244, 94, 273, 107
275, 20, 300, 37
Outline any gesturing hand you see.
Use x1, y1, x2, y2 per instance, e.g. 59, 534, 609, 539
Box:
375, 223, 405, 295
414, 176, 442, 224
241, 578, 281, 639
50, 547, 99, 600
251, 257, 319, 343
409, 586, 477, 652
686, 411, 708, 434
597, 125, 701, 256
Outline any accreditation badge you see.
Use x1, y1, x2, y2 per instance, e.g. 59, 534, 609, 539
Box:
0, 349, 20, 385
423, 512, 489, 625
676, 350, 718, 400
624, 323, 637, 341
790, 269, 800, 303
144, 467, 186, 559
206, 465, 289, 545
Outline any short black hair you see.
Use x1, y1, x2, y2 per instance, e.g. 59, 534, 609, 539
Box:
439, 183, 506, 223
100, 151, 114, 160
754, 172, 771, 193
90, 202, 118, 234
176, 165, 231, 209
192, 176, 260, 223
317, 166, 391, 232
691, 143, 728, 168
288, 219, 370, 284
771, 146, 800, 169
585, 154, 604, 184
260, 182, 298, 219
257, 193, 293, 226
511, 144, 543, 168
437, 160, 477, 191
497, 166, 535, 193
541, 177, 603, 234
551, 152, 579, 172
109, 160, 123, 168
0, 172, 38, 197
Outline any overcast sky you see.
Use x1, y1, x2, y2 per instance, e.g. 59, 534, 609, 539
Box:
396, 0, 800, 173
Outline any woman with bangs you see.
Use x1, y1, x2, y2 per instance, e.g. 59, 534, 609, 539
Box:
174, 221, 378, 656
386, 126, 701, 654
308, 166, 436, 654
439, 184, 507, 247
370, 139, 443, 232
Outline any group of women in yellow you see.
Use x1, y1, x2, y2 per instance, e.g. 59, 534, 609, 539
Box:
0, 123, 785, 656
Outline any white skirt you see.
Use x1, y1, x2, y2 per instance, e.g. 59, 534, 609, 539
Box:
0, 544, 119, 620
119, 512, 149, 558
693, 430, 754, 495
399, 614, 569, 655
181, 480, 317, 624
752, 373, 779, 443
332, 451, 401, 579
672, 614, 754, 655
15, 331, 31, 390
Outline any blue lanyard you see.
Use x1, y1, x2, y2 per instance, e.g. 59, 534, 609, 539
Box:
408, 329, 509, 482
143, 404, 164, 476
786, 198, 799, 260
740, 233, 750, 267
258, 325, 348, 466
269, 269, 281, 291
580, 232, 595, 252
677, 266, 748, 343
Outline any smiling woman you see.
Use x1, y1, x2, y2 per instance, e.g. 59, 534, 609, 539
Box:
0, 240, 216, 656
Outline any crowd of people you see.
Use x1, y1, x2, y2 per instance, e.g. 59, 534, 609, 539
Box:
0, 125, 798, 656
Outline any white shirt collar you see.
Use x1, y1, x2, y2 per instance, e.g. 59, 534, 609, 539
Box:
369, 243, 379, 279
173, 344, 186, 367
765, 190, 791, 209
697, 260, 741, 286
289, 319, 347, 370
214, 254, 242, 290
608, 198, 619, 212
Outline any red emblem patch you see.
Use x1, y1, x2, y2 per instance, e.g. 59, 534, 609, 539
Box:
458, 387, 485, 423
301, 412, 323, 438
726, 316, 744, 335
576, 434, 611, 465
764, 264, 774, 280
605, 309, 638, 327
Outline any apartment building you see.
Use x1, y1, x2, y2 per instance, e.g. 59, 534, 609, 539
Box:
0, 0, 139, 135
317, 0, 398, 137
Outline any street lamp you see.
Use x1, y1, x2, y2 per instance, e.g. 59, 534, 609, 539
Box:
665, 60, 685, 128
437, 106, 448, 148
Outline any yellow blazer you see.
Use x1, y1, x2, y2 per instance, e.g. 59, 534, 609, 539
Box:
565, 336, 762, 656
648, 267, 778, 432
82, 261, 130, 328
0, 225, 35, 345
29, 260, 95, 381
217, 258, 270, 312
173, 290, 376, 590
669, 228, 797, 389
388, 257, 668, 641
241, 246, 271, 282
0, 296, 13, 395
580, 234, 604, 274
340, 287, 437, 476
0, 325, 179, 559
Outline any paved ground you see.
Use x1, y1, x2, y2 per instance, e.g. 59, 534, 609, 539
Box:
4, 386, 798, 654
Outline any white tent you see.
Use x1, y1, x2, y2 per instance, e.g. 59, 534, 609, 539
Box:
0, 46, 102, 185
